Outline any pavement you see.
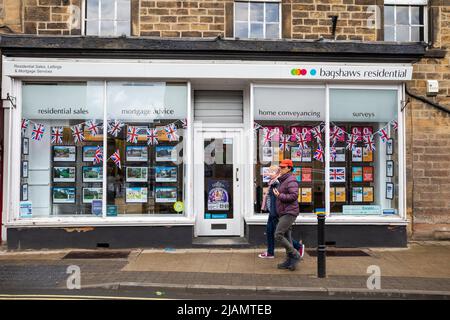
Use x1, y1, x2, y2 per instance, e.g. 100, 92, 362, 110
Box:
0, 241, 449, 299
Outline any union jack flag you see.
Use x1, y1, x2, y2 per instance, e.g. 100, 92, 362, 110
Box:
108, 120, 124, 137
262, 128, 272, 146
31, 123, 45, 141
378, 127, 389, 143
279, 134, 291, 151
110, 149, 121, 169
311, 126, 322, 143
71, 124, 85, 144
363, 134, 376, 151
314, 144, 324, 162
93, 145, 103, 165
330, 126, 344, 144
296, 132, 308, 149
51, 127, 63, 144
254, 122, 262, 131
391, 120, 398, 132
165, 123, 179, 142
346, 134, 358, 150
21, 119, 29, 135
127, 126, 139, 144
329, 167, 346, 182
181, 119, 188, 129
86, 120, 101, 136
146, 128, 159, 145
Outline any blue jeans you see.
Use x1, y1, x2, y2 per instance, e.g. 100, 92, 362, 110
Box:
266, 215, 300, 256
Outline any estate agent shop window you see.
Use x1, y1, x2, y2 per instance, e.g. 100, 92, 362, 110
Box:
19, 81, 187, 218
253, 85, 400, 217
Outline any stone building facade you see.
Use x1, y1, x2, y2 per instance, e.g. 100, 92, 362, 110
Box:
0, 0, 448, 242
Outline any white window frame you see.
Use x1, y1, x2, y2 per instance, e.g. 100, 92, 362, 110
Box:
384, 2, 428, 42
84, 0, 131, 37
248, 83, 407, 226
233, 0, 282, 40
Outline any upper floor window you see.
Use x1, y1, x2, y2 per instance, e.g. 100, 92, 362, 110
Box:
234, 1, 281, 39
384, 1, 427, 42
85, 0, 131, 36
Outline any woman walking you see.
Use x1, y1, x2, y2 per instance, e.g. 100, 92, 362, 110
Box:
273, 159, 302, 271
258, 165, 304, 259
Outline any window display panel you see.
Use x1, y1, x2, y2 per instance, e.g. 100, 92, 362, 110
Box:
329, 88, 399, 216
20, 82, 104, 217
105, 82, 187, 215
253, 86, 326, 215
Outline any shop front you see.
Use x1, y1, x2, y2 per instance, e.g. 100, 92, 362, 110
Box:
1, 55, 414, 248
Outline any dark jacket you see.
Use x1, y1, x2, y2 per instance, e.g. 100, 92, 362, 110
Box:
276, 172, 299, 217
267, 180, 280, 218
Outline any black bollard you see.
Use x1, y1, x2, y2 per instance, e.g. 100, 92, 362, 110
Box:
317, 213, 326, 278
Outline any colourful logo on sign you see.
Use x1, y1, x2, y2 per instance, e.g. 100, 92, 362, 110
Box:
291, 68, 317, 76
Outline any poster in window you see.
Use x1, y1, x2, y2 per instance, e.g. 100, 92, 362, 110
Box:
386, 138, 394, 155
293, 167, 302, 182
52, 146, 76, 162
363, 166, 374, 182
351, 126, 363, 142
52, 187, 75, 204
155, 166, 177, 182
290, 126, 312, 142
82, 166, 103, 183
21, 184, 29, 201
207, 180, 230, 211
53, 166, 76, 182
363, 187, 374, 202
363, 148, 373, 162
362, 127, 373, 137
22, 161, 29, 178
330, 187, 336, 202
126, 187, 149, 203
155, 187, 177, 203
352, 187, 363, 203
334, 147, 346, 162
352, 167, 363, 182
126, 145, 149, 162
301, 167, 312, 182
330, 167, 346, 183
265, 126, 284, 141
22, 138, 29, 155
386, 160, 394, 177
155, 145, 177, 162
301, 147, 312, 162
335, 187, 346, 203
262, 146, 273, 162
386, 182, 394, 200
83, 145, 102, 162
261, 167, 271, 183
82, 187, 103, 204
352, 147, 363, 162
290, 147, 302, 162
301, 187, 312, 203
126, 167, 149, 182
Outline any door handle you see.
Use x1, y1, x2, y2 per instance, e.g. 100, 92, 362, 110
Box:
236, 167, 239, 182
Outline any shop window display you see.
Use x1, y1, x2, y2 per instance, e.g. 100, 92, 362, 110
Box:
329, 88, 399, 216
21, 82, 104, 216
253, 86, 326, 215
19, 81, 188, 217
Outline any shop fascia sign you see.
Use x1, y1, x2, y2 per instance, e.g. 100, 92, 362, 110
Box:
3, 59, 413, 81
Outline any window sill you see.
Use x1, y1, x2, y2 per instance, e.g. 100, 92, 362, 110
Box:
6, 216, 195, 228
245, 214, 408, 225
